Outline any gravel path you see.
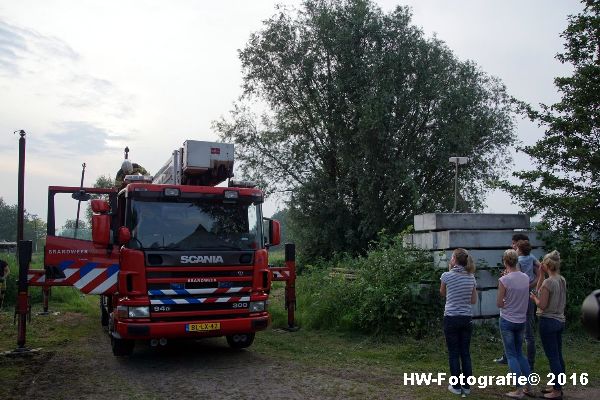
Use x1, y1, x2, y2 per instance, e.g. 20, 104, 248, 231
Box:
5, 315, 598, 400
12, 327, 408, 400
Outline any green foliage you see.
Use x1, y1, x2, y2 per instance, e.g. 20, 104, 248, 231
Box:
59, 219, 91, 240
85, 174, 115, 225
296, 233, 443, 337
500, 1, 600, 236
499, 2, 600, 321
1, 253, 96, 312
216, 0, 516, 261
0, 197, 16, 242
0, 197, 46, 245
269, 208, 294, 252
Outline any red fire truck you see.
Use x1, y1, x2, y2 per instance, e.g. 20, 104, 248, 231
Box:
26, 140, 294, 356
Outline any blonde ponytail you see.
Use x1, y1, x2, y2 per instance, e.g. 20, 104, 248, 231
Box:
465, 254, 476, 274
543, 250, 561, 272
452, 248, 475, 274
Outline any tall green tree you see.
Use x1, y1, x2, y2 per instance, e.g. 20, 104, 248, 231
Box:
501, 0, 600, 237
0, 197, 18, 242
215, 0, 516, 259
85, 175, 115, 225
0, 197, 46, 247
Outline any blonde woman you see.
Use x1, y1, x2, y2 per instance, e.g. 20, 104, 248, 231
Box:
497, 249, 532, 399
440, 248, 477, 396
531, 251, 566, 400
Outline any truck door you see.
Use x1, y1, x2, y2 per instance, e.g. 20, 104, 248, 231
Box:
38, 186, 120, 295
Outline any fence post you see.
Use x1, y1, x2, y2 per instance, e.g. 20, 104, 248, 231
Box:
284, 243, 298, 331
16, 240, 32, 349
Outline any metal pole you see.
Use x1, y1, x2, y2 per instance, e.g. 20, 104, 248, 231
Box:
284, 243, 298, 331
16, 240, 32, 349
74, 163, 86, 238
453, 160, 458, 213
42, 287, 50, 313
16, 130, 26, 243
13, 130, 31, 350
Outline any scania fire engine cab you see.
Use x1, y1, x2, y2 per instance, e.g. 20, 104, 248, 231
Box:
40, 140, 281, 356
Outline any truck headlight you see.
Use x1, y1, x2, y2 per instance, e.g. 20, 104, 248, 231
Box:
250, 301, 266, 312
116, 305, 150, 319
128, 306, 150, 318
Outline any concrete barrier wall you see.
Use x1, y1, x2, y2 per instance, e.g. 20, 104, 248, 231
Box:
432, 249, 546, 271
411, 213, 544, 319
415, 213, 530, 232
405, 230, 545, 250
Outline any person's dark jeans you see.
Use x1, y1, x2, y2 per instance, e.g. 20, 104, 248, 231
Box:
539, 317, 566, 390
444, 315, 473, 390
500, 317, 531, 388
525, 299, 536, 371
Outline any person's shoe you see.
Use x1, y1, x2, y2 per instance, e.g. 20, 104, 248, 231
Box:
542, 390, 563, 399
505, 389, 524, 399
494, 355, 508, 364
462, 387, 471, 395
448, 384, 462, 395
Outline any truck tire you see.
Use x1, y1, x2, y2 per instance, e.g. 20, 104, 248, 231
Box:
226, 333, 255, 349
111, 336, 134, 356
100, 297, 109, 327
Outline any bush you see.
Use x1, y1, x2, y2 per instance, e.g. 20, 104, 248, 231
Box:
296, 233, 443, 338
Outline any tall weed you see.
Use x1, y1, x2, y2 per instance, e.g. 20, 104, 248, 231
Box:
297, 233, 443, 337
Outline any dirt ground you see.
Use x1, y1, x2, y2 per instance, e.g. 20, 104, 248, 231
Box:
4, 327, 412, 400
2, 312, 598, 400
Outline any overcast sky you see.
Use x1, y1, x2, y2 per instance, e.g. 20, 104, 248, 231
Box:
0, 0, 582, 226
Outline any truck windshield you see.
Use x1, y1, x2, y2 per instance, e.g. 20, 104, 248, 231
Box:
128, 199, 262, 250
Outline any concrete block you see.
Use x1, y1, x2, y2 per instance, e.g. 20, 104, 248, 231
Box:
414, 213, 530, 232
471, 300, 481, 317
447, 290, 498, 318
407, 230, 545, 250
475, 270, 499, 289
479, 289, 500, 317
432, 249, 545, 270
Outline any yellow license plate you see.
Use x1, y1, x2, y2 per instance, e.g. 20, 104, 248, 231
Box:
186, 322, 221, 332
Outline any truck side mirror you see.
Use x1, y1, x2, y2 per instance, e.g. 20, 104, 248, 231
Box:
91, 199, 111, 246
91, 199, 110, 213
264, 219, 280, 247
117, 227, 131, 246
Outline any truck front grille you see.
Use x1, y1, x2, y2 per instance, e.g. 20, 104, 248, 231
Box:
146, 266, 254, 320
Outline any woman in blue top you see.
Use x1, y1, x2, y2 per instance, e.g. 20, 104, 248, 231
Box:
440, 248, 477, 396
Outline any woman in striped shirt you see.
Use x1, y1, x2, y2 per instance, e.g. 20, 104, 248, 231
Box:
440, 248, 478, 396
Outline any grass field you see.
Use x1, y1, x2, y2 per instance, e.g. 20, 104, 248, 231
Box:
1, 294, 598, 399
0, 268, 598, 399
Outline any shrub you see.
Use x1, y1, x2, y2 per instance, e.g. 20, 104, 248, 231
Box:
297, 233, 443, 337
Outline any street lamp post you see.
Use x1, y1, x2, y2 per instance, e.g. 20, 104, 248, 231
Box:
448, 157, 469, 213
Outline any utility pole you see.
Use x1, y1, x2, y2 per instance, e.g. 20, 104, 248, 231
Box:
448, 157, 469, 213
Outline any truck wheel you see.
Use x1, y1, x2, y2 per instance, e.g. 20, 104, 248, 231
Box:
111, 336, 134, 356
100, 297, 109, 327
226, 333, 255, 349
